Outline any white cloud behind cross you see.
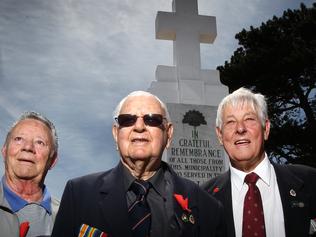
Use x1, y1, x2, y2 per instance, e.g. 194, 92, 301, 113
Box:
0, 0, 311, 198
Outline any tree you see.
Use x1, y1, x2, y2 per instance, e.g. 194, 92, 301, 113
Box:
217, 3, 316, 167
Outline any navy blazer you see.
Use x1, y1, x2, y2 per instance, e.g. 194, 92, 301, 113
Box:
52, 162, 226, 237
201, 163, 316, 237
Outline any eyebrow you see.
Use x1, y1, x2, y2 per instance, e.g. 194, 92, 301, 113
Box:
224, 111, 257, 119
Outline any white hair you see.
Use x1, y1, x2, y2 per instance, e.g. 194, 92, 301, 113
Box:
4, 111, 58, 157
112, 90, 171, 122
216, 87, 268, 129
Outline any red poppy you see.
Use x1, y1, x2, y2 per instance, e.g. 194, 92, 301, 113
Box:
213, 187, 220, 193
174, 193, 191, 212
19, 222, 30, 237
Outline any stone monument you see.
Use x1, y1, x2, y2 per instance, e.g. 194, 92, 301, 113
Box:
148, 0, 229, 184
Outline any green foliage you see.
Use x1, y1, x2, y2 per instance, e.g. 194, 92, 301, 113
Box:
217, 3, 316, 167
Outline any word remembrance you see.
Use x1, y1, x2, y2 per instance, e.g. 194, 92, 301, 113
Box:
166, 103, 227, 185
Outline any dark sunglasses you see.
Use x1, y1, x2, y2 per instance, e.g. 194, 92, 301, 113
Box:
115, 114, 166, 127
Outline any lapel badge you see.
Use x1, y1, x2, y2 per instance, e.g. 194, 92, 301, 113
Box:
291, 201, 305, 208
181, 213, 189, 222
290, 189, 296, 197
174, 193, 195, 225
189, 214, 195, 224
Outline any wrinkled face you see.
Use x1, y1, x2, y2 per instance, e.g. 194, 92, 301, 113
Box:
112, 95, 173, 164
2, 119, 57, 182
216, 103, 270, 171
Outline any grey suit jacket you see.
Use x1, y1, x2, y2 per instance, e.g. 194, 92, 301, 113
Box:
202, 163, 316, 237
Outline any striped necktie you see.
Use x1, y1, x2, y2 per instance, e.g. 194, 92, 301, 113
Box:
242, 172, 266, 237
128, 180, 151, 237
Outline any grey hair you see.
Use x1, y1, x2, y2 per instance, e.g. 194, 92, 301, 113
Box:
112, 90, 171, 122
4, 111, 58, 157
216, 87, 268, 129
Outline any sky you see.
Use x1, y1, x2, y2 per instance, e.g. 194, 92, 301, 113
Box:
0, 0, 313, 199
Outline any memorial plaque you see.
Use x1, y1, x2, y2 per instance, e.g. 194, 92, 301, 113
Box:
166, 103, 227, 184
150, 0, 229, 182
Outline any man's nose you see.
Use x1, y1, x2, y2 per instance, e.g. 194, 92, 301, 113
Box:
22, 140, 35, 153
236, 121, 247, 133
133, 117, 146, 131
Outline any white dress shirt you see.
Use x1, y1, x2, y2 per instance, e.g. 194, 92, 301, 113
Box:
230, 154, 286, 237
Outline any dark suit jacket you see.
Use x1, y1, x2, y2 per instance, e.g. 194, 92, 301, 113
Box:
201, 163, 316, 237
52, 162, 226, 237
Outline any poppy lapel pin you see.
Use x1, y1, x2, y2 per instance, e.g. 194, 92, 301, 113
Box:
19, 222, 30, 237
213, 187, 220, 193
174, 193, 195, 224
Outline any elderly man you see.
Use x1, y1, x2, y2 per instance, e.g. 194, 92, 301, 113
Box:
52, 91, 226, 237
0, 111, 59, 237
202, 88, 316, 237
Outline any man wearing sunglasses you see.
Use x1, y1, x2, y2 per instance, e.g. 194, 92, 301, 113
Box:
52, 91, 226, 237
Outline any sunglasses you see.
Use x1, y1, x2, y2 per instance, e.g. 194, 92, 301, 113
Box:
115, 114, 166, 127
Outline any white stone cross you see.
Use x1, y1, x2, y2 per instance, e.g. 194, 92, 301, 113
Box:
149, 0, 226, 105
156, 0, 216, 81
148, 0, 229, 184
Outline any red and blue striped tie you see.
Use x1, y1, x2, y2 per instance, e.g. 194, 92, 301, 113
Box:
128, 180, 151, 237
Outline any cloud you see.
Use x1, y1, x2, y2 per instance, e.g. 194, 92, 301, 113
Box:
0, 0, 312, 199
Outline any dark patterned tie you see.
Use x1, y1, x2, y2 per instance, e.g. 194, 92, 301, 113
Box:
242, 172, 266, 237
128, 180, 151, 237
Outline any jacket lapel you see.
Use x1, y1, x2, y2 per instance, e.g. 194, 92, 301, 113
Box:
209, 171, 236, 237
273, 164, 307, 237
97, 163, 132, 237
167, 167, 197, 237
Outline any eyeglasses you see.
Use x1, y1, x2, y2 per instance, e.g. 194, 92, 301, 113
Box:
115, 114, 166, 127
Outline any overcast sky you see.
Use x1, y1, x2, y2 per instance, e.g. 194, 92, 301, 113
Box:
0, 0, 313, 199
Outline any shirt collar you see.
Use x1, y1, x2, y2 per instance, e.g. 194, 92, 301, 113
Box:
122, 165, 135, 193
2, 176, 52, 214
230, 153, 271, 191
122, 163, 166, 199
147, 167, 166, 199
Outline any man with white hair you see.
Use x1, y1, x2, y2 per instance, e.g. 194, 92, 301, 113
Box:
0, 111, 59, 237
202, 88, 316, 237
52, 91, 226, 237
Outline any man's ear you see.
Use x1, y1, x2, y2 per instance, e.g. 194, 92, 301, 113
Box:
216, 127, 223, 145
1, 145, 7, 160
112, 124, 119, 144
49, 153, 58, 170
165, 123, 174, 148
264, 119, 271, 141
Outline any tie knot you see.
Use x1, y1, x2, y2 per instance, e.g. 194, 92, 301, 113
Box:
130, 180, 150, 197
244, 172, 259, 184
